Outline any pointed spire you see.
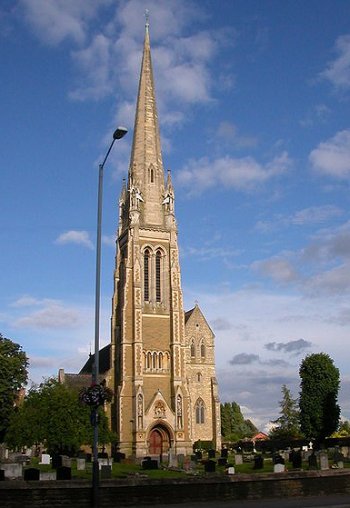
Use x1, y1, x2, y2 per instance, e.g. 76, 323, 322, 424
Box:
127, 17, 165, 226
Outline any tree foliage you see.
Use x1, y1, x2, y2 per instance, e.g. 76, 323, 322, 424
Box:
299, 353, 340, 441
269, 384, 301, 440
0, 334, 28, 441
5, 378, 114, 454
221, 401, 258, 441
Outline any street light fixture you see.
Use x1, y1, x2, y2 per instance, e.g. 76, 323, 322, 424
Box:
92, 126, 127, 507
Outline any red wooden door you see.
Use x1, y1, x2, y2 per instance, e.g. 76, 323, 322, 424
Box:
149, 429, 162, 454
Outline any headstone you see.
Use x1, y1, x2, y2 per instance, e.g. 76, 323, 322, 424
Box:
52, 454, 62, 469
337, 461, 344, 469
274, 463, 285, 473
40, 471, 56, 481
204, 460, 216, 473
39, 453, 51, 465
177, 454, 184, 468
76, 458, 86, 471
291, 450, 302, 469
168, 450, 178, 467
2, 463, 23, 479
273, 454, 285, 465
235, 454, 243, 465
98, 458, 109, 469
308, 452, 318, 470
61, 456, 71, 468
101, 465, 112, 479
319, 452, 329, 471
57, 466, 71, 480
227, 466, 235, 475
0, 470, 5, 481
208, 449, 216, 459
142, 458, 158, 470
221, 448, 228, 458
253, 455, 264, 470
113, 452, 125, 463
24, 468, 40, 481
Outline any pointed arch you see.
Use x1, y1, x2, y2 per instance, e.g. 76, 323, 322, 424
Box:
195, 398, 205, 424
200, 340, 206, 359
155, 249, 162, 302
144, 248, 150, 301
190, 340, 195, 358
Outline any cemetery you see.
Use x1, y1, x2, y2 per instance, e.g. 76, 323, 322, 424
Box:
1, 445, 350, 506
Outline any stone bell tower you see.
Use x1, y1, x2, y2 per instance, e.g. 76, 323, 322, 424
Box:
109, 19, 194, 458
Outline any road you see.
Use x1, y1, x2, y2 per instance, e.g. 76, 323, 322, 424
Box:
128, 495, 350, 508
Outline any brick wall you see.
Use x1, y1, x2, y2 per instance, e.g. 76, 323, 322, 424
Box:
1, 470, 350, 507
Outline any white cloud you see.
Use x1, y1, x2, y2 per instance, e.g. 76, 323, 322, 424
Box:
177, 151, 291, 194
54, 230, 94, 249
320, 34, 350, 89
19, 0, 106, 45
256, 205, 342, 232
14, 303, 80, 329
252, 257, 300, 284
309, 129, 350, 179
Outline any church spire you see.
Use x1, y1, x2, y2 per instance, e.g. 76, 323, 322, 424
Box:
127, 17, 165, 226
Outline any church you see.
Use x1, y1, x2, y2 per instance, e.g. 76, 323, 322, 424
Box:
60, 21, 221, 458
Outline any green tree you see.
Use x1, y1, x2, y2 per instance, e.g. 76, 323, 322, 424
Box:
331, 420, 350, 438
299, 353, 340, 442
269, 384, 301, 440
6, 378, 113, 453
0, 334, 28, 441
221, 401, 258, 441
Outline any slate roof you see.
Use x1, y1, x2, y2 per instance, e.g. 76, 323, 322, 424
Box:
79, 343, 111, 375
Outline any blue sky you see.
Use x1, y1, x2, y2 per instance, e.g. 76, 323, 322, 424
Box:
2, 0, 350, 431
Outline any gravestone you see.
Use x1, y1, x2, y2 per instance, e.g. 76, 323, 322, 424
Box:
319, 452, 329, 470
221, 448, 228, 458
253, 455, 264, 470
2, 463, 23, 479
142, 457, 158, 470
52, 454, 62, 469
274, 463, 285, 473
113, 452, 125, 463
177, 454, 184, 468
24, 468, 40, 481
208, 449, 216, 459
235, 454, 243, 465
61, 456, 71, 468
204, 460, 216, 473
57, 466, 71, 480
98, 458, 109, 469
101, 465, 112, 479
40, 471, 56, 481
273, 454, 285, 465
291, 450, 302, 469
40, 453, 51, 465
168, 450, 178, 467
227, 466, 235, 475
76, 458, 86, 471
308, 452, 318, 470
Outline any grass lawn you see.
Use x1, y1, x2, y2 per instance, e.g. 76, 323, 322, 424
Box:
24, 454, 349, 480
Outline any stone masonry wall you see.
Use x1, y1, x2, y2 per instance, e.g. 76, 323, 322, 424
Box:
1, 470, 350, 507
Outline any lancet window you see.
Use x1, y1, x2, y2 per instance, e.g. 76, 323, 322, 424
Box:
195, 398, 205, 424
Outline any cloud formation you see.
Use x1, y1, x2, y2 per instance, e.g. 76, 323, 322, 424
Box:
320, 34, 350, 89
55, 230, 94, 249
177, 152, 292, 194
309, 129, 350, 179
229, 353, 260, 365
265, 339, 312, 355
14, 303, 80, 330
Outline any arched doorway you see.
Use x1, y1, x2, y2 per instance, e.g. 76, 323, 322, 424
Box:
148, 425, 171, 455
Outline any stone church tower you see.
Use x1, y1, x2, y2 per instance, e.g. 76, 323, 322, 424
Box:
107, 22, 221, 458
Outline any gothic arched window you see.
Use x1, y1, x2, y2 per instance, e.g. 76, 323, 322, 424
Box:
195, 398, 205, 424
190, 341, 195, 358
200, 342, 205, 359
144, 249, 150, 301
155, 250, 162, 302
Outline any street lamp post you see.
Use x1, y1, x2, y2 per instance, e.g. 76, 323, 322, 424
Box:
92, 126, 127, 508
